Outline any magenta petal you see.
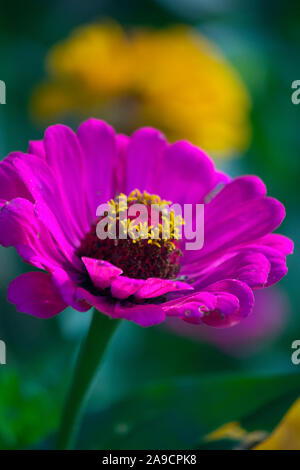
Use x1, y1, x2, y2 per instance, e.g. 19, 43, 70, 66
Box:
175, 293, 239, 326
214, 171, 231, 186
255, 234, 294, 256
113, 302, 166, 327
164, 280, 253, 328
12, 152, 83, 268
242, 244, 289, 287
126, 127, 168, 195
186, 292, 239, 326
205, 176, 267, 224
77, 118, 117, 219
203, 279, 254, 327
28, 140, 46, 158
0, 197, 68, 270
166, 287, 288, 354
200, 293, 240, 328
155, 140, 217, 205
164, 292, 217, 324
82, 257, 122, 289
110, 276, 145, 300
231, 253, 270, 287
190, 251, 271, 289
134, 278, 193, 299
114, 134, 129, 194
191, 197, 286, 263
76, 287, 166, 327
0, 154, 32, 203
52, 268, 90, 312
265, 257, 287, 286
7, 272, 66, 318
44, 124, 90, 235
212, 292, 240, 315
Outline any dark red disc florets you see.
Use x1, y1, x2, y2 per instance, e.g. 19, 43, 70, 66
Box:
77, 190, 183, 280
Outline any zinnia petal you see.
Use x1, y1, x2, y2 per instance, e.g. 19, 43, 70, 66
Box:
203, 279, 254, 327
28, 140, 46, 158
76, 287, 166, 327
52, 268, 90, 312
185, 197, 286, 265
7, 272, 66, 318
44, 124, 91, 235
126, 127, 168, 195
187, 251, 271, 289
11, 152, 83, 268
82, 257, 122, 289
0, 154, 32, 204
110, 276, 145, 300
77, 118, 117, 218
0, 197, 68, 270
134, 278, 193, 299
155, 140, 217, 205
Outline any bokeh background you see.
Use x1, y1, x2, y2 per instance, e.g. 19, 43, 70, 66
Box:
0, 0, 299, 449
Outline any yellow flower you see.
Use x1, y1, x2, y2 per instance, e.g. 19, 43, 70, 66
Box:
32, 22, 251, 158
205, 422, 267, 449
255, 397, 300, 450
204, 397, 300, 450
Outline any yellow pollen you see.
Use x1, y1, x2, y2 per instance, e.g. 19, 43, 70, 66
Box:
107, 189, 184, 249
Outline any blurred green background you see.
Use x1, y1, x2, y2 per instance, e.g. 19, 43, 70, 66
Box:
0, 0, 299, 449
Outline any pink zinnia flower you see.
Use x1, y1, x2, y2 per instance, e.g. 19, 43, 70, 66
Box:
0, 119, 293, 327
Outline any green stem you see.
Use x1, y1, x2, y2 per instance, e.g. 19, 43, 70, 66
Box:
56, 309, 121, 450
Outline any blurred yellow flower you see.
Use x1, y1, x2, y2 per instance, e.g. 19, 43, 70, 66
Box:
255, 397, 300, 450
205, 397, 300, 450
32, 23, 251, 158
205, 421, 267, 449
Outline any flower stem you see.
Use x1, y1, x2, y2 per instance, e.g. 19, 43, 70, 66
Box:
56, 309, 121, 449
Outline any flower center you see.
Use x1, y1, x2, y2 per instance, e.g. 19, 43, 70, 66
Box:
77, 190, 184, 280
